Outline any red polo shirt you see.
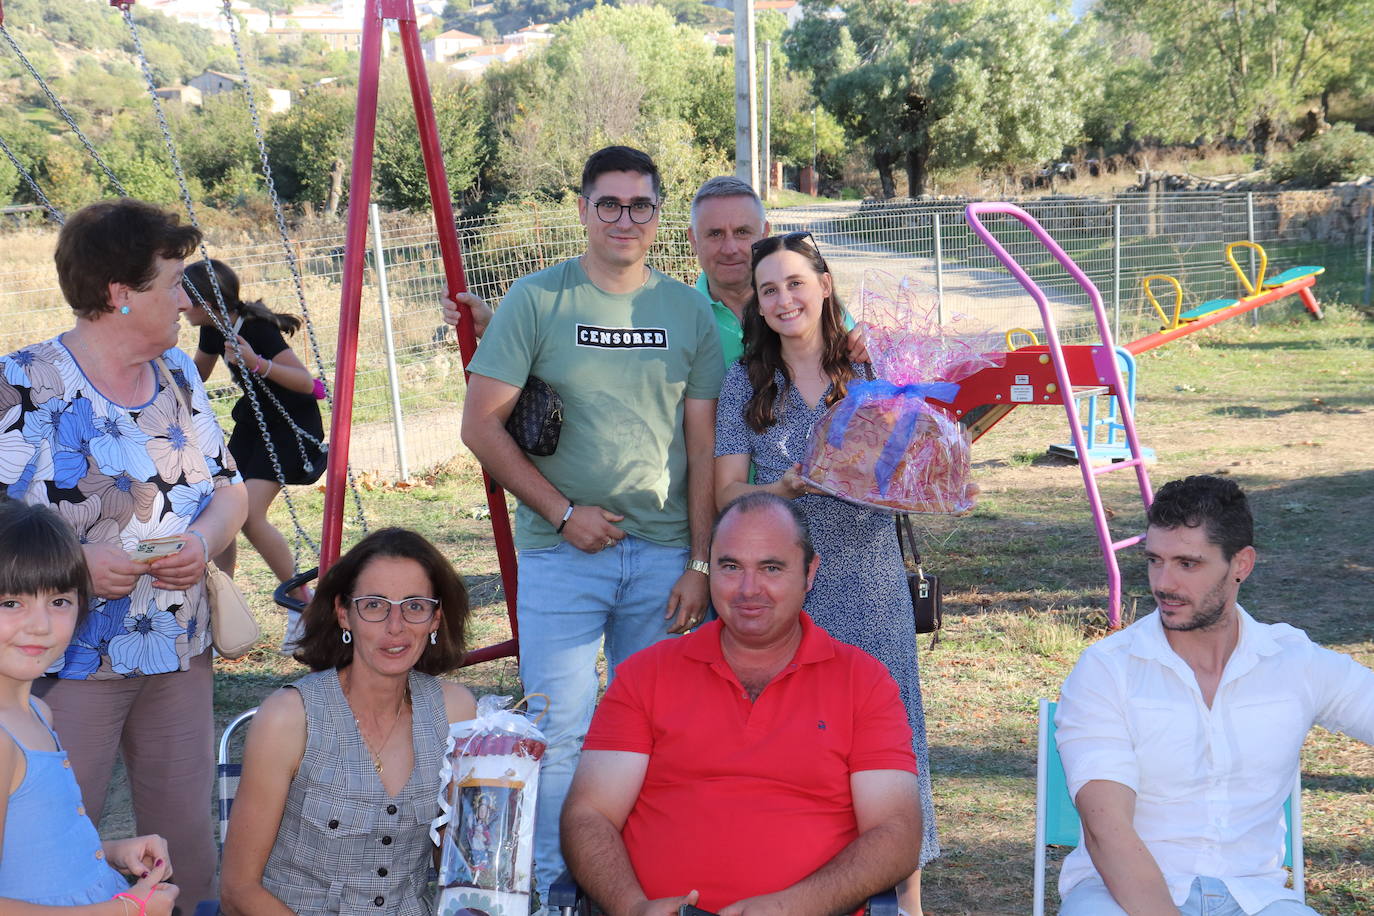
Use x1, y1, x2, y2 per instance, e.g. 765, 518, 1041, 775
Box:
582, 613, 917, 912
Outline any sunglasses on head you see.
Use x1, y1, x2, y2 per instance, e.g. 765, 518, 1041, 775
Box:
750, 231, 828, 270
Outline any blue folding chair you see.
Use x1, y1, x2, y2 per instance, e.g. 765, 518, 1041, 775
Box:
1033, 698, 1303, 916
193, 708, 257, 916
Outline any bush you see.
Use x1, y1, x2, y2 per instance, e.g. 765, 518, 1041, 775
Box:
1269, 124, 1374, 186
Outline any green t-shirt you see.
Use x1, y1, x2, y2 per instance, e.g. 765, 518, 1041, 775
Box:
469, 259, 725, 549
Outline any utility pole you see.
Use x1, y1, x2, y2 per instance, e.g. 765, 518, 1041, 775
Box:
762, 39, 772, 201
733, 0, 758, 193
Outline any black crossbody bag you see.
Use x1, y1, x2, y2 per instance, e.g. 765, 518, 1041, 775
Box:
896, 513, 943, 648
505, 375, 563, 456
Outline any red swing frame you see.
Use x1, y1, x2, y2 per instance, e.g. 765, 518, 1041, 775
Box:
318, 0, 520, 665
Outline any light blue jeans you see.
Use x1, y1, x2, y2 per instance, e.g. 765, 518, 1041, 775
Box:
1061, 876, 1319, 916
516, 535, 688, 902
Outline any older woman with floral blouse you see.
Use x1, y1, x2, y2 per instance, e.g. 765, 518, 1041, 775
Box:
0, 198, 247, 906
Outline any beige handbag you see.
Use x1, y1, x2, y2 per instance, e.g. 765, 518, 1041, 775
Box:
155, 358, 261, 658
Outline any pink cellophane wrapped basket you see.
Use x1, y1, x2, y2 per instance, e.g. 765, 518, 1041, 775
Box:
800, 271, 1004, 513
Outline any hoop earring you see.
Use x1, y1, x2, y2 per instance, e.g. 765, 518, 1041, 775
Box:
341, 629, 352, 644
429, 631, 438, 645
120, 306, 130, 315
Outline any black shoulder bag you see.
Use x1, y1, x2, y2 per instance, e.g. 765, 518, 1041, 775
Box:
897, 513, 943, 649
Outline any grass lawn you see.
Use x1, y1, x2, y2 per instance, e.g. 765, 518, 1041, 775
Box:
102, 304, 1373, 914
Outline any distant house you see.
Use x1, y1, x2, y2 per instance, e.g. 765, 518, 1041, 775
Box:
753, 0, 804, 28
154, 85, 204, 106
424, 28, 483, 62
448, 42, 526, 77
187, 69, 291, 113
188, 69, 244, 95
502, 23, 554, 45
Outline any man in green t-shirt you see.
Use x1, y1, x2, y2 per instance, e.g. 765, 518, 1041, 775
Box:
461, 146, 724, 902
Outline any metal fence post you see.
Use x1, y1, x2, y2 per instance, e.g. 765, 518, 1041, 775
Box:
932, 209, 945, 325
369, 202, 410, 481
1112, 200, 1122, 342
1365, 189, 1373, 308
1246, 192, 1259, 326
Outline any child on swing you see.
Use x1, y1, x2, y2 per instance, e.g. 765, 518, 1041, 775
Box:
0, 500, 178, 914
183, 258, 325, 655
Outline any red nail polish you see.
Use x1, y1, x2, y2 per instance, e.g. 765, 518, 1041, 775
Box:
155, 859, 163, 866
142, 872, 149, 878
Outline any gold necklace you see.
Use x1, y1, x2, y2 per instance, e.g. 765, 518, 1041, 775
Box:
344, 674, 409, 776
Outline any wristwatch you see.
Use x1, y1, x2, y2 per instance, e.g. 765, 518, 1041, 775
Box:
687, 559, 710, 576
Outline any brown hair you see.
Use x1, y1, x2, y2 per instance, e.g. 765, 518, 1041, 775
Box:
0, 500, 92, 626
741, 233, 856, 433
293, 528, 469, 674
184, 259, 302, 335
53, 199, 202, 320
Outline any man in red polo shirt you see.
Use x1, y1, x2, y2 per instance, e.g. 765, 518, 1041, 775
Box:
561, 492, 924, 916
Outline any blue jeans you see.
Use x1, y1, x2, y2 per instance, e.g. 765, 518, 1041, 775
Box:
516, 535, 688, 902
1061, 876, 1319, 916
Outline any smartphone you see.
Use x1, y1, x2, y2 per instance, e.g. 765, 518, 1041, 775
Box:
129, 535, 187, 562
679, 907, 718, 916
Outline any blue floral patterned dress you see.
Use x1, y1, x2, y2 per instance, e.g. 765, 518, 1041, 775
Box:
0, 337, 240, 679
715, 361, 940, 865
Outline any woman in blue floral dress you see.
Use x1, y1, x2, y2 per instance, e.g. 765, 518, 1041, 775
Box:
714, 233, 938, 915
0, 199, 248, 906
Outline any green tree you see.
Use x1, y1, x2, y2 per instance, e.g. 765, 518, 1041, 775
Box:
374, 64, 488, 210
789, 0, 1090, 196
489, 5, 733, 197
1093, 0, 1374, 153
265, 88, 355, 211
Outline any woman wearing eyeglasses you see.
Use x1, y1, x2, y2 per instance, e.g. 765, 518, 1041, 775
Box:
219, 528, 476, 916
713, 232, 939, 915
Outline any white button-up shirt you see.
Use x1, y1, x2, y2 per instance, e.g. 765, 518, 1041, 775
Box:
1055, 606, 1374, 912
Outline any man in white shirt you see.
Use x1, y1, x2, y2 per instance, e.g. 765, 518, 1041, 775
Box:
1055, 475, 1374, 916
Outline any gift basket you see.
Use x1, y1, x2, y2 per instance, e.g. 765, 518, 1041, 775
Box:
800, 271, 1004, 513
431, 695, 547, 916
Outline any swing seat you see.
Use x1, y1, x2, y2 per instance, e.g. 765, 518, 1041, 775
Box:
1261, 266, 1324, 289
1179, 298, 1238, 321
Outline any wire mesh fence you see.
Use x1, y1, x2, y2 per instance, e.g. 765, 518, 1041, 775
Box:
1, 187, 1369, 478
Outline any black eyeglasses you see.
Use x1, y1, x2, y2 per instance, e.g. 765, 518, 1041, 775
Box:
584, 196, 660, 224
751, 231, 827, 269
349, 595, 440, 624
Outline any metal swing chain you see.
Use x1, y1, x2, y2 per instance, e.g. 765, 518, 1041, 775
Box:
119, 4, 337, 556
0, 133, 63, 223
0, 22, 128, 196
215, 0, 371, 544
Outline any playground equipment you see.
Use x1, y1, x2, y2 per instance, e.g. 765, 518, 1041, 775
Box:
1132, 240, 1324, 354
931, 218, 1326, 625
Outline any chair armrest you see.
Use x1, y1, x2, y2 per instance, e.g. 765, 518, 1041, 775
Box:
192, 901, 221, 916
548, 868, 582, 909
866, 887, 899, 916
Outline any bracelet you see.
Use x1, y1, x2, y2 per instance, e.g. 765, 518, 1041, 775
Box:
188, 530, 210, 565
556, 502, 574, 534
257, 358, 273, 377
113, 896, 134, 916
114, 888, 152, 916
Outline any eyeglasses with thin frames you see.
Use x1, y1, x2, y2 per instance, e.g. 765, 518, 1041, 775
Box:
583, 196, 660, 224
349, 595, 440, 624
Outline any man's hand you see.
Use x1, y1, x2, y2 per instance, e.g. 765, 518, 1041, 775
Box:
83, 542, 145, 599
665, 568, 708, 634
631, 889, 702, 916
442, 291, 493, 339
845, 322, 871, 364
562, 505, 626, 554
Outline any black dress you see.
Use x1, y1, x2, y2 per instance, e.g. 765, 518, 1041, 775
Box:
199, 319, 325, 485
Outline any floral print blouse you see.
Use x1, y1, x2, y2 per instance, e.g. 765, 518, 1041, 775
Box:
0, 338, 241, 679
